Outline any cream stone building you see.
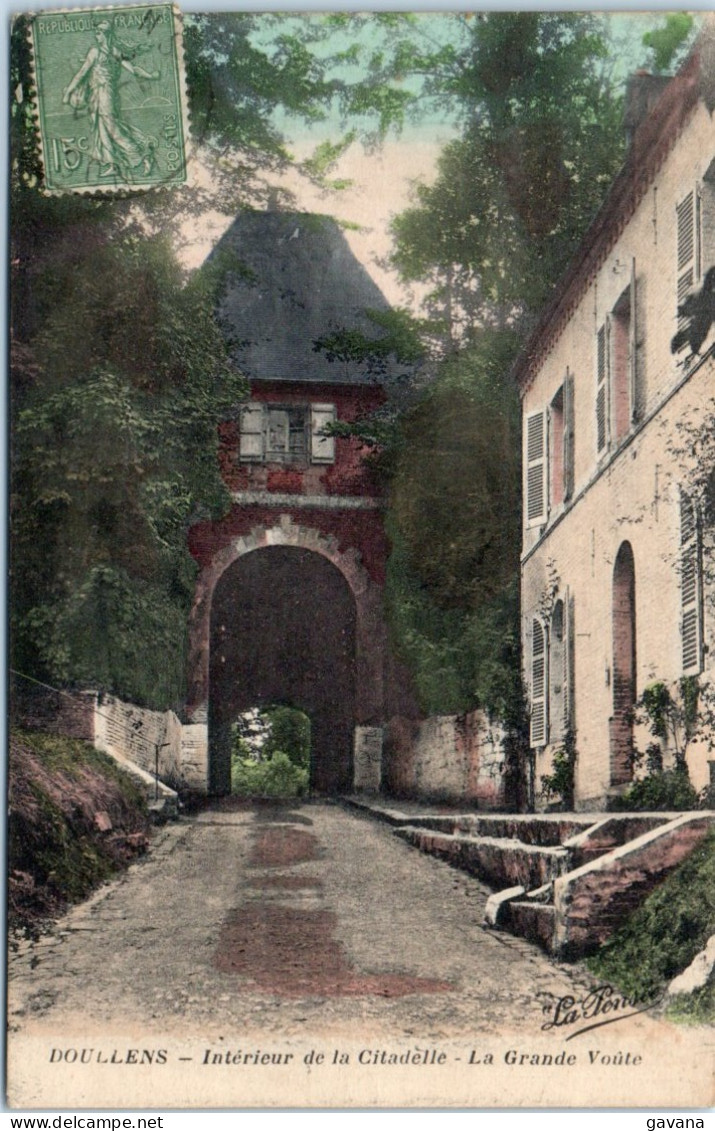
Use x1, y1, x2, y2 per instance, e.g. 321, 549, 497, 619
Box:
517, 41, 715, 809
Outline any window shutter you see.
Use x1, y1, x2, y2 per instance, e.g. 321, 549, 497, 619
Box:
676, 191, 699, 347
596, 321, 610, 454
680, 490, 703, 675
565, 589, 575, 734
530, 619, 547, 747
310, 403, 336, 464
239, 402, 264, 462
629, 258, 639, 422
525, 409, 548, 527
563, 372, 575, 502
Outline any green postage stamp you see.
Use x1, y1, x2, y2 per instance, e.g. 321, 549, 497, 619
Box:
29, 4, 189, 193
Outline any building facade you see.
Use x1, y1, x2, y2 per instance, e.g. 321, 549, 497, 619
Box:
517, 45, 715, 809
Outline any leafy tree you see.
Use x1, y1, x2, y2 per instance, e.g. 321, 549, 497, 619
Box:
384, 332, 522, 718
11, 235, 246, 708
378, 13, 635, 738
261, 707, 312, 769
390, 14, 626, 336
642, 13, 695, 74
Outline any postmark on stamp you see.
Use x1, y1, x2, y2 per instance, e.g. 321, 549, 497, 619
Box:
29, 4, 189, 194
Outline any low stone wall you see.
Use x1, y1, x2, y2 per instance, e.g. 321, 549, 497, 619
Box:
384, 710, 506, 807
93, 696, 183, 785
395, 826, 570, 890
553, 813, 715, 958
12, 684, 208, 793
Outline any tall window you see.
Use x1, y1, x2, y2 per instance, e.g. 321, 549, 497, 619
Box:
526, 375, 575, 531
596, 322, 609, 455
611, 542, 636, 785
529, 595, 574, 750
562, 373, 575, 503
549, 389, 564, 510
525, 410, 547, 528
597, 258, 639, 453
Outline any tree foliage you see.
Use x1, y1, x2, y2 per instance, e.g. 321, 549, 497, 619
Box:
642, 13, 695, 75
385, 333, 523, 718
380, 14, 632, 726
391, 13, 626, 336
11, 233, 246, 708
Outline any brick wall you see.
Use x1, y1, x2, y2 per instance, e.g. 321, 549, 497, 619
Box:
12, 683, 96, 742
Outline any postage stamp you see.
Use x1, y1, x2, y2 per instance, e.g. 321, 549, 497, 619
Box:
28, 4, 189, 193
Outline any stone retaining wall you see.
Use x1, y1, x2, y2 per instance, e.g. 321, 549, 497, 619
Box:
12, 685, 208, 792
384, 710, 506, 807
553, 813, 715, 958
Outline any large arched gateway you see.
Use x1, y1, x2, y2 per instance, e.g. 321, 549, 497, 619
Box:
182, 212, 419, 796
209, 546, 356, 795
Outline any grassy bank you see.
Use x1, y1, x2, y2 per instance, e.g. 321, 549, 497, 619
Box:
9, 730, 151, 935
587, 829, 715, 1023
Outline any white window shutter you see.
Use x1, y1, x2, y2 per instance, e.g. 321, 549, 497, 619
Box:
311, 403, 336, 464
596, 321, 610, 454
680, 490, 703, 675
563, 372, 575, 502
530, 619, 547, 747
239, 402, 264, 462
565, 588, 575, 734
525, 409, 548, 527
676, 191, 698, 348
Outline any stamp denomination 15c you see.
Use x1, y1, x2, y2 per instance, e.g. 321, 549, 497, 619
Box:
29, 4, 189, 194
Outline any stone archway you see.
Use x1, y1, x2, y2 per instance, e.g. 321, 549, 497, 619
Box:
208, 546, 356, 795
184, 515, 387, 794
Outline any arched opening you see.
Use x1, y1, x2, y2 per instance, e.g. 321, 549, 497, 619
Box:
611, 541, 636, 785
208, 546, 356, 796
229, 705, 311, 798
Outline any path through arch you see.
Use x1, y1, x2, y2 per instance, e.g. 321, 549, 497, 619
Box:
209, 546, 356, 795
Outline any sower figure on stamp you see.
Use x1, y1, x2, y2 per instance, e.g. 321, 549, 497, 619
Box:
62, 18, 160, 180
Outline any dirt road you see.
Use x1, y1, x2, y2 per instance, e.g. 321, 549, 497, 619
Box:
8, 800, 592, 1035
8, 801, 711, 1109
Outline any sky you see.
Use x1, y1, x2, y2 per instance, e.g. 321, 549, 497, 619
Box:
177, 10, 693, 309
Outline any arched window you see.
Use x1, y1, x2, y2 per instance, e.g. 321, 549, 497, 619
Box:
611, 541, 636, 784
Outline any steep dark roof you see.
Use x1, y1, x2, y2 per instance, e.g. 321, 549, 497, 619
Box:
211, 210, 395, 385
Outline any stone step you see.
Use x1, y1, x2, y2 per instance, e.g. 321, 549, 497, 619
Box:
485, 812, 715, 959
408, 814, 596, 847
394, 825, 570, 890
506, 901, 556, 953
